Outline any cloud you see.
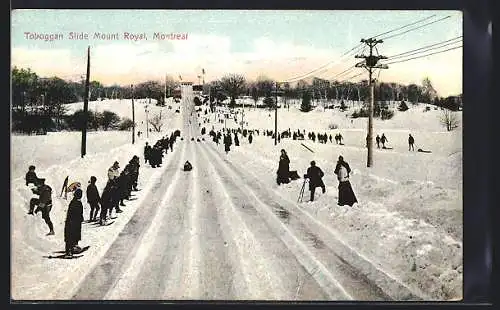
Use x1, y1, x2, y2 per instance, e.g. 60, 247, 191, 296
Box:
11, 34, 462, 95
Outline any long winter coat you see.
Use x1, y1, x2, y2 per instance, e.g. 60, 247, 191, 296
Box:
64, 198, 84, 244
277, 154, 290, 184
305, 166, 325, 190
248, 134, 253, 144
234, 134, 240, 146
334, 161, 357, 206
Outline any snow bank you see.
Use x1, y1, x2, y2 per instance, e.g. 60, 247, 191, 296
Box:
11, 99, 184, 300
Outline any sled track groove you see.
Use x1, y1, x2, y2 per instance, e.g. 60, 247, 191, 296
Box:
198, 142, 333, 300
201, 143, 362, 300
207, 143, 428, 301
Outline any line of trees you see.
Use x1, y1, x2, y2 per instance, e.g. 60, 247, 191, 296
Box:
206, 73, 462, 111
12, 66, 179, 134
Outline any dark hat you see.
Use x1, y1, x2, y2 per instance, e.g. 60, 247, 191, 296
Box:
29, 165, 35, 170
74, 188, 83, 199
90, 176, 97, 183
113, 161, 119, 167
310, 161, 316, 166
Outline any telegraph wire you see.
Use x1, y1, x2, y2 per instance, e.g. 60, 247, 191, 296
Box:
382, 45, 462, 65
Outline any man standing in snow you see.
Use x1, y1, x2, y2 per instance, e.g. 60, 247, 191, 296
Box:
381, 133, 388, 149
408, 134, 415, 151
304, 161, 326, 202
248, 132, 253, 144
29, 178, 55, 235
144, 143, 152, 164
108, 161, 120, 181
86, 176, 101, 222
376, 135, 381, 149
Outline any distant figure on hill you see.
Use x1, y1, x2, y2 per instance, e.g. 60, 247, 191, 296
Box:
381, 133, 388, 148
337, 133, 343, 145
376, 135, 381, 149
334, 156, 358, 207
408, 134, 415, 151
248, 132, 253, 144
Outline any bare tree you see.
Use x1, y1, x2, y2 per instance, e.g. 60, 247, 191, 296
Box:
219, 73, 246, 108
148, 110, 164, 132
440, 109, 460, 131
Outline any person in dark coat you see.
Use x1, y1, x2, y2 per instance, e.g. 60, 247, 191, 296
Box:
248, 132, 253, 144
25, 165, 39, 186
376, 135, 381, 149
408, 134, 415, 151
86, 176, 101, 222
29, 178, 55, 235
144, 142, 151, 164
381, 133, 388, 148
276, 149, 290, 185
334, 156, 358, 207
304, 161, 326, 202
234, 133, 240, 146
99, 180, 114, 225
64, 188, 84, 257
224, 134, 232, 154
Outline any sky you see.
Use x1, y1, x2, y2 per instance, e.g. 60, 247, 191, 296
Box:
11, 10, 462, 96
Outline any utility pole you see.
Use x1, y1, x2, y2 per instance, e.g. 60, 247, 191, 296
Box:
355, 38, 388, 167
164, 74, 167, 104
131, 84, 135, 144
145, 105, 149, 138
274, 81, 279, 146
81, 46, 90, 158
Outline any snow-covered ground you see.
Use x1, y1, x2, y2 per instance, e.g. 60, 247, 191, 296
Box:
199, 102, 463, 300
11, 98, 184, 299
11, 91, 462, 300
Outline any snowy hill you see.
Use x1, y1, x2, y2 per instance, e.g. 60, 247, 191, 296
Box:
11, 92, 462, 300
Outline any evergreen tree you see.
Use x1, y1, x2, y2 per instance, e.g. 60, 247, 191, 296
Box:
398, 100, 409, 111
300, 91, 312, 112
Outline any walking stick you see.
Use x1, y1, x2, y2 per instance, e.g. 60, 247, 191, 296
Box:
298, 178, 308, 203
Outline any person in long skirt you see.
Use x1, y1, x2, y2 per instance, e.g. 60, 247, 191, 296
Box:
334, 155, 358, 206
64, 188, 84, 257
276, 149, 290, 185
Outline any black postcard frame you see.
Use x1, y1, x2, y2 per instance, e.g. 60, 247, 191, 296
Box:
7, 0, 495, 308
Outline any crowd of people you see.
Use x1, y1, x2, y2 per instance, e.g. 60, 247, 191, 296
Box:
144, 130, 181, 168
25, 154, 144, 258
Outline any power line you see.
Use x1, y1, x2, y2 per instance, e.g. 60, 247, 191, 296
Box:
282, 45, 362, 83
382, 45, 462, 65
326, 65, 356, 81
282, 14, 449, 83
386, 36, 462, 60
341, 71, 364, 82
369, 14, 437, 40
379, 15, 452, 41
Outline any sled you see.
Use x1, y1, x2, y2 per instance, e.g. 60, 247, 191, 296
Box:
46, 254, 84, 259
46, 245, 90, 259
417, 149, 432, 153
289, 171, 300, 180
